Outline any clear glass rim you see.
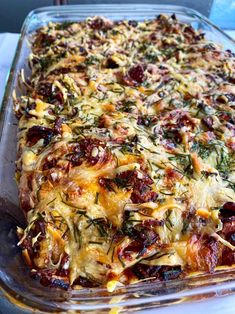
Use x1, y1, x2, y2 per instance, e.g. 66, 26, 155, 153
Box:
0, 4, 235, 313
1, 268, 235, 312
21, 4, 235, 42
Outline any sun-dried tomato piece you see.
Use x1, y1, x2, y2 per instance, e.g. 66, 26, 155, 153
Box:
89, 17, 113, 30
35, 82, 64, 106
36, 82, 53, 98
161, 111, 197, 149
186, 234, 218, 272
73, 276, 100, 288
66, 144, 84, 167
123, 64, 145, 86
79, 138, 107, 166
33, 33, 55, 49
54, 117, 64, 134
128, 64, 145, 83
221, 247, 235, 266
165, 167, 183, 187
67, 138, 110, 167
219, 212, 235, 266
131, 264, 182, 281
220, 203, 235, 221
164, 111, 197, 130
118, 222, 159, 262
223, 202, 235, 212
31, 269, 69, 290
178, 114, 195, 128
131, 181, 157, 204
98, 177, 109, 188
117, 170, 153, 187
42, 157, 58, 170
27, 126, 55, 146
53, 91, 64, 105
201, 116, 214, 130
122, 220, 159, 243
128, 20, 138, 27
183, 25, 199, 43
221, 218, 235, 236
19, 218, 46, 260
34, 218, 46, 237
118, 170, 155, 200
99, 169, 157, 203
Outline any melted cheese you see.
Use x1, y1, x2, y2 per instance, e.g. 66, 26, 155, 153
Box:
15, 15, 235, 290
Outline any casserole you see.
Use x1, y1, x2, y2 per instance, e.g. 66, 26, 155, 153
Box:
0, 4, 235, 313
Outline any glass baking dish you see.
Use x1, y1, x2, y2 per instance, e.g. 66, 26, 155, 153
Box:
0, 4, 235, 313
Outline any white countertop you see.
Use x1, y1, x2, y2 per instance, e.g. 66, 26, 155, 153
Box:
0, 31, 235, 314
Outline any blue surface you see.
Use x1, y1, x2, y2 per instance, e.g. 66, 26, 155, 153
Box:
210, 0, 235, 29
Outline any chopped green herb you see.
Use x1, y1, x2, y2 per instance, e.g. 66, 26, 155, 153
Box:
73, 224, 82, 249
165, 209, 173, 231
95, 192, 99, 204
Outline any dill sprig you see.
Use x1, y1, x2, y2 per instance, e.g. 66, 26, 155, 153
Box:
168, 153, 193, 178
216, 149, 235, 179
94, 192, 99, 204
165, 209, 173, 231
85, 217, 109, 238
73, 224, 82, 249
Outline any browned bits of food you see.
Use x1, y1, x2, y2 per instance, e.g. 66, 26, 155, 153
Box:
201, 116, 214, 130
79, 138, 107, 165
73, 276, 100, 288
187, 235, 218, 272
222, 202, 235, 212
99, 169, 157, 203
66, 138, 111, 167
27, 126, 55, 146
131, 264, 182, 281
89, 16, 113, 30
105, 58, 119, 69
31, 269, 70, 290
14, 14, 235, 291
129, 176, 157, 204
219, 214, 235, 265
123, 64, 146, 86
128, 20, 138, 27
118, 219, 159, 261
